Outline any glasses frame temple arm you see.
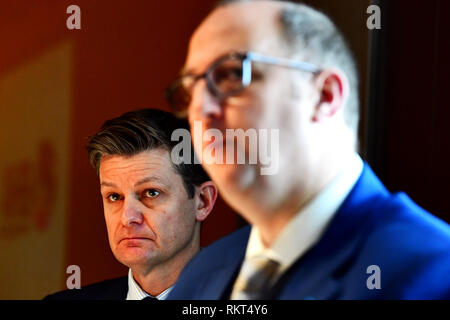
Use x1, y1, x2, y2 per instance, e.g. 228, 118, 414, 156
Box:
246, 52, 321, 74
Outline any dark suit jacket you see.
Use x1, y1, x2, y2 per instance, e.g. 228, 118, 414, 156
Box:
168, 164, 450, 299
44, 276, 128, 300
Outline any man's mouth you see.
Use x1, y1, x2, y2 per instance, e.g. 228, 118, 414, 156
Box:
119, 237, 152, 244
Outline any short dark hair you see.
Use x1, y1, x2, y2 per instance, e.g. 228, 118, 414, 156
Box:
86, 108, 210, 198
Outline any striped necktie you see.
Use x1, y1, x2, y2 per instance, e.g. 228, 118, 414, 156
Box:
231, 256, 280, 300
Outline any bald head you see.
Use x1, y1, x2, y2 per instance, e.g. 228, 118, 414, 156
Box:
187, 1, 287, 73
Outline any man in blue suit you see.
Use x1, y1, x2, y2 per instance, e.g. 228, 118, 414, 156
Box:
165, 0, 450, 299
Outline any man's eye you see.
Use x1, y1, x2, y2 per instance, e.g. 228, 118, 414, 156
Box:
107, 193, 121, 202
143, 189, 160, 198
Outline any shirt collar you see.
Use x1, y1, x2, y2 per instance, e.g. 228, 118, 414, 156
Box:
126, 268, 173, 300
245, 153, 364, 274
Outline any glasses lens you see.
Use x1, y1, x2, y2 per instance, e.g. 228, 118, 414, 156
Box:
208, 55, 246, 97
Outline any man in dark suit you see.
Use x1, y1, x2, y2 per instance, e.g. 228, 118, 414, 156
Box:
45, 109, 217, 300
165, 0, 450, 299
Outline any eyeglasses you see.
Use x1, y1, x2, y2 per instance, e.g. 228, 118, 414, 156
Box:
165, 51, 321, 117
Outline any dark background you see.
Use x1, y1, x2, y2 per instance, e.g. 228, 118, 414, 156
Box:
366, 0, 450, 223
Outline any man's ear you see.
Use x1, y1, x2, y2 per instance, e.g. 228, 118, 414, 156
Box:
312, 69, 349, 122
194, 181, 218, 222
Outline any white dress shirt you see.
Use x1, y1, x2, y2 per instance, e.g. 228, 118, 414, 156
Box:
236, 153, 364, 285
126, 269, 173, 300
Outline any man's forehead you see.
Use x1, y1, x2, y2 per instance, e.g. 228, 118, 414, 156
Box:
185, 1, 283, 72
99, 149, 172, 178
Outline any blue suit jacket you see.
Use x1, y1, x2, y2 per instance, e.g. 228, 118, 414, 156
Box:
168, 165, 450, 299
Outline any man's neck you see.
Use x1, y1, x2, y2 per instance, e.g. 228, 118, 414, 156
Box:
249, 151, 355, 247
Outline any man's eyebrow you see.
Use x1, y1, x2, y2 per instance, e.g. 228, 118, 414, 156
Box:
100, 181, 118, 188
100, 177, 170, 189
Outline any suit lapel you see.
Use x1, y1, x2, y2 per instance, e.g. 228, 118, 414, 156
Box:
200, 226, 250, 299
202, 259, 244, 299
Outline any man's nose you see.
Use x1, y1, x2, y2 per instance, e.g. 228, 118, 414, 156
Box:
121, 197, 144, 226
189, 81, 223, 121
